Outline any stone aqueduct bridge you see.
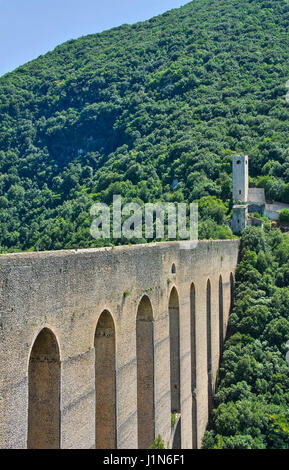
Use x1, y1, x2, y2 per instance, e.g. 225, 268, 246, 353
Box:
0, 239, 239, 449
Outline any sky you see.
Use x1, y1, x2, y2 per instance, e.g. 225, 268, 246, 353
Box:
0, 0, 190, 77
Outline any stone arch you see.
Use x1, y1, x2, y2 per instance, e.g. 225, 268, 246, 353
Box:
28, 328, 60, 449
219, 275, 224, 354
190, 283, 197, 449
206, 279, 213, 418
169, 287, 181, 415
136, 295, 155, 448
94, 310, 116, 449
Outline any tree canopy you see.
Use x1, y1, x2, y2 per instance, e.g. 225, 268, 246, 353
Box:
0, 0, 289, 252
203, 227, 289, 449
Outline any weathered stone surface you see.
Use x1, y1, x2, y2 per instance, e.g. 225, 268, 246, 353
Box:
0, 239, 239, 449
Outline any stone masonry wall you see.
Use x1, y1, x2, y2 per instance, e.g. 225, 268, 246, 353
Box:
0, 239, 239, 449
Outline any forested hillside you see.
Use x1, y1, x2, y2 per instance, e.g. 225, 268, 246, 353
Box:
1, 0, 289, 251
203, 226, 289, 449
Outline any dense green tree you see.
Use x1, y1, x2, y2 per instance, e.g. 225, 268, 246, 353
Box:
0, 0, 289, 251
279, 209, 289, 224
203, 227, 289, 449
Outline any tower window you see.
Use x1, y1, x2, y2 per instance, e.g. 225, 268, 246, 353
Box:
239, 190, 241, 195
236, 160, 241, 164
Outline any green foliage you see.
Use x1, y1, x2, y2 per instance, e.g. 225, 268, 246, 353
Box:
1, 0, 289, 251
171, 413, 177, 427
254, 176, 285, 202
267, 413, 289, 449
203, 227, 289, 449
196, 196, 228, 225
150, 435, 166, 449
279, 209, 289, 224
240, 227, 267, 253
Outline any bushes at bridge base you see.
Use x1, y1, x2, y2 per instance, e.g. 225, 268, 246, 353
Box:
203, 226, 289, 449
279, 209, 289, 225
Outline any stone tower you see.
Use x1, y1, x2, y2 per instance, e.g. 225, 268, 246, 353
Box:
232, 204, 248, 234
232, 155, 248, 203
